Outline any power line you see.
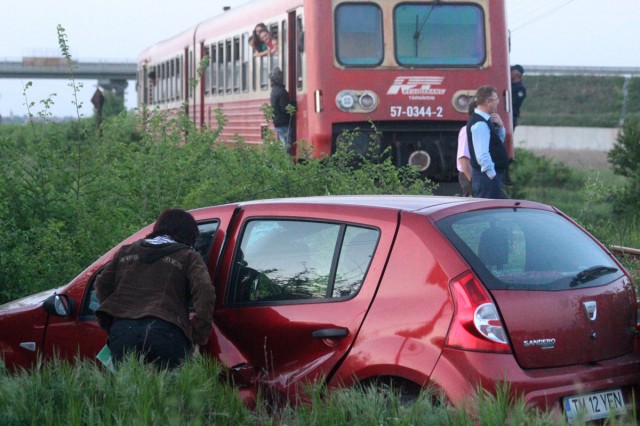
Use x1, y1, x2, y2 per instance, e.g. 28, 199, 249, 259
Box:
510, 0, 577, 32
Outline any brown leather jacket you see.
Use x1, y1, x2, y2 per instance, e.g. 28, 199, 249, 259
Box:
95, 240, 215, 345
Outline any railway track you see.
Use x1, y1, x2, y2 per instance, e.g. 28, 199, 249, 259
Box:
610, 245, 640, 259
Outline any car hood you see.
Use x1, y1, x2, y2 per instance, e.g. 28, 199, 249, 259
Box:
492, 277, 637, 369
0, 287, 62, 312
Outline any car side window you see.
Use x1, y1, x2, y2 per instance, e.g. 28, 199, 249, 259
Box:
229, 219, 378, 304
79, 221, 220, 318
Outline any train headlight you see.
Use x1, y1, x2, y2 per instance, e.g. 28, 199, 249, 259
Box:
452, 90, 476, 114
359, 91, 377, 111
336, 90, 379, 113
336, 91, 357, 111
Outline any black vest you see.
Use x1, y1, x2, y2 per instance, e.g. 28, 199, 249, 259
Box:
466, 113, 508, 172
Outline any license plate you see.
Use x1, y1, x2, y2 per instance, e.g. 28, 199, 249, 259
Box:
563, 388, 626, 422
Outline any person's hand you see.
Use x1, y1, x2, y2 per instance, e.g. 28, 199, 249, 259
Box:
490, 113, 503, 128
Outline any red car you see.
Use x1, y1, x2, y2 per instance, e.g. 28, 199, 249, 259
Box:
1, 196, 639, 421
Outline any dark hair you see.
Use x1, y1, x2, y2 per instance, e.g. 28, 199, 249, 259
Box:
147, 208, 199, 246
467, 100, 477, 116
251, 23, 269, 52
270, 67, 283, 85
511, 64, 524, 75
475, 85, 497, 105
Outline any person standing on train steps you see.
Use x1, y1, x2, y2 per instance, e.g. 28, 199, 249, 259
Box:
270, 67, 294, 154
511, 64, 527, 130
467, 86, 509, 199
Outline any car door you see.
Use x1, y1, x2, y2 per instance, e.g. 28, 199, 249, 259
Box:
41, 204, 236, 364
213, 202, 399, 399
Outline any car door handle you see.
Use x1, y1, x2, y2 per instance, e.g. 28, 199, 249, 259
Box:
312, 328, 348, 339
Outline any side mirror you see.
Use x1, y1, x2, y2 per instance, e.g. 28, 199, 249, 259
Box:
42, 293, 76, 317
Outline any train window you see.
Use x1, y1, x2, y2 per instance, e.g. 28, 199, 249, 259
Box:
394, 4, 486, 66
173, 60, 178, 100
217, 43, 224, 94
335, 4, 383, 66
204, 46, 211, 95
210, 46, 217, 95
233, 37, 241, 92
171, 59, 176, 100
281, 20, 287, 83
242, 32, 250, 92
297, 14, 304, 90
259, 55, 269, 90
176, 57, 182, 99
226, 40, 232, 93
150, 67, 157, 104
161, 62, 167, 102
188, 50, 194, 99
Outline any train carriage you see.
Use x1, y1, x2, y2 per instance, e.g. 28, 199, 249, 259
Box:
137, 0, 513, 181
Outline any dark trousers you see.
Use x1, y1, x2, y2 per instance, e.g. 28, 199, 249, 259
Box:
458, 173, 472, 197
108, 317, 190, 370
471, 169, 505, 199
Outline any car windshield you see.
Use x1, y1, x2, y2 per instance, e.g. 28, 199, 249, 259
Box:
436, 209, 621, 290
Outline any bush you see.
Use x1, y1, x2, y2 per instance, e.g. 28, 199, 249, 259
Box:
507, 148, 580, 199
0, 109, 433, 304
608, 119, 640, 216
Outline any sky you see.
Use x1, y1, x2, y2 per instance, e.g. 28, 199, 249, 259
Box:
0, 0, 638, 118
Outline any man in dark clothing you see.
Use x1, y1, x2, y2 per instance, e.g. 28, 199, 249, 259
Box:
467, 85, 509, 199
269, 67, 294, 153
96, 209, 215, 369
511, 64, 527, 129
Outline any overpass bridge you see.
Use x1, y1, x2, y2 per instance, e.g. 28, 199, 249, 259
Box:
0, 57, 137, 96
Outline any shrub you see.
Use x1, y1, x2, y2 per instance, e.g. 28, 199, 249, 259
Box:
507, 148, 579, 199
608, 119, 640, 216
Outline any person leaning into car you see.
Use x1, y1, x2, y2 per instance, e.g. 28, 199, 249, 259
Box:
95, 208, 215, 369
467, 85, 509, 199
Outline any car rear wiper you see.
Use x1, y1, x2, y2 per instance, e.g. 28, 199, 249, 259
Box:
570, 265, 618, 287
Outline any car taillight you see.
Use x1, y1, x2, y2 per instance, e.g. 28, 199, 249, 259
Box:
446, 272, 511, 353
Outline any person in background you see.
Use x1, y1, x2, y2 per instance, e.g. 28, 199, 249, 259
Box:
257, 25, 278, 55
456, 100, 477, 197
95, 208, 216, 370
511, 64, 527, 129
270, 67, 294, 153
467, 86, 509, 199
251, 23, 269, 57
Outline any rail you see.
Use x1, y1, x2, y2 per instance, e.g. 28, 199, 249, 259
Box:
610, 245, 640, 259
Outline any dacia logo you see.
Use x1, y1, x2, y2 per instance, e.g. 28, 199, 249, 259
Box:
523, 338, 556, 350
386, 76, 447, 96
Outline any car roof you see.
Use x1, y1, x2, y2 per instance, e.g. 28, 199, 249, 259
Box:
193, 195, 552, 216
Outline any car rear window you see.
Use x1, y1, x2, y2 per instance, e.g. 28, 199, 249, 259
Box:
436, 208, 622, 290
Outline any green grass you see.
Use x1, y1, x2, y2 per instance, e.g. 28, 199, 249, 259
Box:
3, 356, 636, 425
519, 75, 640, 127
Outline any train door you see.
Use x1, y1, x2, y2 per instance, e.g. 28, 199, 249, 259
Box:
286, 8, 304, 154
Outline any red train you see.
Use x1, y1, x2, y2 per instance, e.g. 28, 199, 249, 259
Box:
137, 0, 513, 181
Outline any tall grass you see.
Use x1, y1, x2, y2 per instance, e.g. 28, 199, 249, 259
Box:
5, 356, 636, 425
